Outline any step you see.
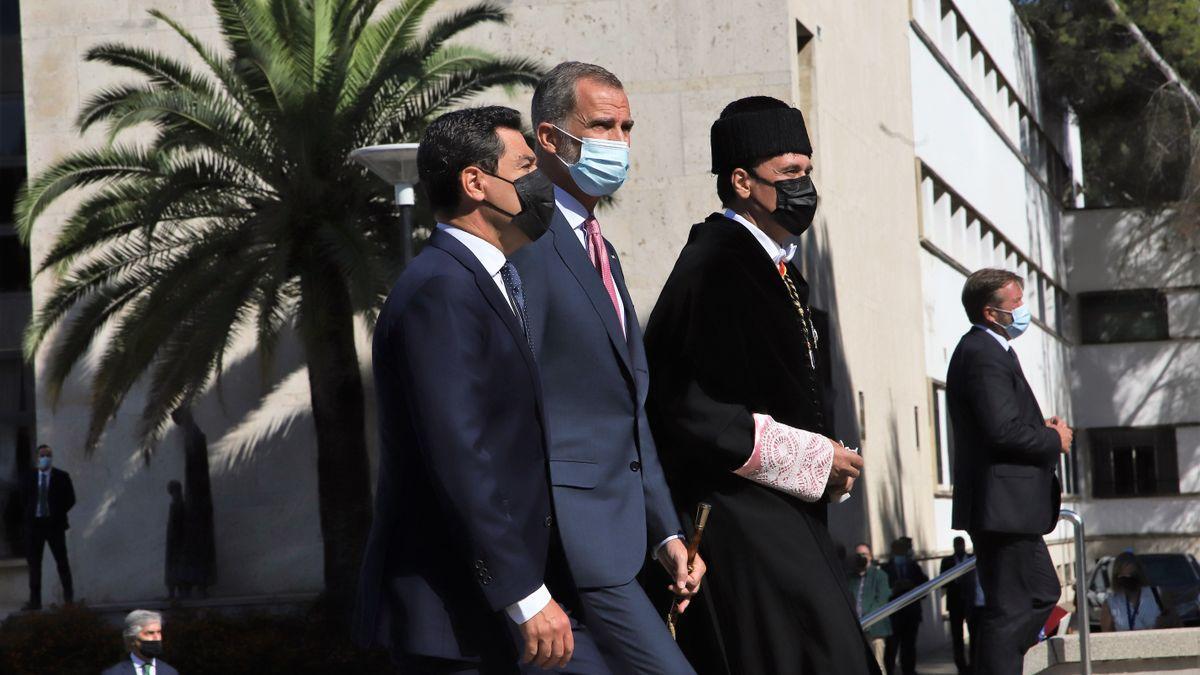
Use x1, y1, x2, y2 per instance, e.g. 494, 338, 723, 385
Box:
1024, 627, 1200, 674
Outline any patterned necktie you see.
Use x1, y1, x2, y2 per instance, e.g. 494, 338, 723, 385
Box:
38, 473, 48, 517
499, 262, 533, 353
582, 217, 625, 336
143, 664, 153, 675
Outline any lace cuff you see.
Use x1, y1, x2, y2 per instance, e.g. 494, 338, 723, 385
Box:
733, 413, 834, 502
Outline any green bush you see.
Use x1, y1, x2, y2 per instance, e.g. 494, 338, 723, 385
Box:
0, 601, 397, 675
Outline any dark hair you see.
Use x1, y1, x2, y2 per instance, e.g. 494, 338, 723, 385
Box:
1111, 551, 1147, 590
953, 536, 965, 546
961, 268, 1024, 324
854, 541, 872, 552
531, 61, 624, 128
714, 97, 793, 206
417, 106, 524, 213
36, 444, 50, 452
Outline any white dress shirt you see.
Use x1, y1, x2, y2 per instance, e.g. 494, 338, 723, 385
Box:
437, 223, 550, 625
130, 654, 156, 675
35, 468, 51, 518
973, 323, 1012, 351
554, 186, 627, 329
552, 189, 682, 561
722, 208, 798, 267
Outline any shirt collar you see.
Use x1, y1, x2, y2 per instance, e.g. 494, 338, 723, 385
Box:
722, 209, 797, 266
554, 185, 591, 233
973, 323, 1011, 351
131, 653, 155, 667
437, 223, 507, 277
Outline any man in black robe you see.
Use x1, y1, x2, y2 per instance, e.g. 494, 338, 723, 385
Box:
644, 96, 879, 674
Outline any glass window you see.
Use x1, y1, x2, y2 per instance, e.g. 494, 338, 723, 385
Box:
933, 382, 953, 488
1079, 289, 1168, 344
0, 165, 24, 224
1089, 426, 1179, 498
0, 233, 29, 291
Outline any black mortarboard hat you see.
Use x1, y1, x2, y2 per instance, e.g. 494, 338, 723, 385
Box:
710, 96, 812, 173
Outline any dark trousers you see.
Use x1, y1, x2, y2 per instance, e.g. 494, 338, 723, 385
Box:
972, 533, 1059, 675
948, 604, 969, 673
884, 618, 919, 675
27, 518, 73, 605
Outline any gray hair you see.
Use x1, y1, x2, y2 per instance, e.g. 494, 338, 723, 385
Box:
531, 61, 624, 128
123, 609, 162, 644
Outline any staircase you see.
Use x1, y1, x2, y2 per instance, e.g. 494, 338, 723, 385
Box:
1024, 627, 1200, 674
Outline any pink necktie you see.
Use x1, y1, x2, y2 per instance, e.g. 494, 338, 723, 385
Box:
583, 216, 625, 336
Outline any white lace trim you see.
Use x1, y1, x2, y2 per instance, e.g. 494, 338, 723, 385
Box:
733, 413, 834, 502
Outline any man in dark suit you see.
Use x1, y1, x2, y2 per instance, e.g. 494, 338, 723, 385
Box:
882, 537, 928, 675
20, 444, 74, 610
511, 62, 703, 673
354, 106, 607, 673
940, 536, 976, 674
102, 609, 179, 675
947, 268, 1073, 675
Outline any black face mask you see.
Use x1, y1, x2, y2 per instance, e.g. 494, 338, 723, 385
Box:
139, 639, 164, 658
481, 169, 555, 242
855, 554, 870, 571
751, 171, 819, 236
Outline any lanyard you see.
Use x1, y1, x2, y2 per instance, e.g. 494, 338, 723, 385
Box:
1125, 591, 1141, 629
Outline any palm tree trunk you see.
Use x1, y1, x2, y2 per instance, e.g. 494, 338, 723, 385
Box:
299, 271, 372, 608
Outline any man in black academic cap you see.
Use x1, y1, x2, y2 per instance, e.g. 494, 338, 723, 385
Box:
644, 96, 879, 674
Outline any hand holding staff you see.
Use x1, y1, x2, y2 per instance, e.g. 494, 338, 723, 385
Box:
667, 502, 712, 639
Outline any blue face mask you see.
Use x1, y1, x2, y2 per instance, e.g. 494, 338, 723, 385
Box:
991, 304, 1032, 339
553, 126, 630, 197
38, 456, 52, 470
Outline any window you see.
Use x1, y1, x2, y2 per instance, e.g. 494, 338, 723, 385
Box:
0, 233, 30, 291
932, 382, 953, 488
1059, 441, 1078, 496
1079, 290, 1168, 344
1089, 426, 1179, 498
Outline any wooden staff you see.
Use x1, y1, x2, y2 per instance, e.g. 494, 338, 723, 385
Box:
667, 502, 712, 639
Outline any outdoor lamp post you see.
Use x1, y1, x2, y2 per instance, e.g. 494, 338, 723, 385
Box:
349, 142, 420, 264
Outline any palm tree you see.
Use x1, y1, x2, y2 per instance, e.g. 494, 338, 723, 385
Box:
15, 0, 543, 601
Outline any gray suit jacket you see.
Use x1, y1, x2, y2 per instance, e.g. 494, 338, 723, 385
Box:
512, 202, 681, 588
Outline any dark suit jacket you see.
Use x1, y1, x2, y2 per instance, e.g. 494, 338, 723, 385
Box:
20, 467, 75, 531
511, 200, 680, 588
882, 559, 929, 624
101, 658, 179, 675
354, 229, 554, 663
939, 554, 976, 613
947, 326, 1062, 535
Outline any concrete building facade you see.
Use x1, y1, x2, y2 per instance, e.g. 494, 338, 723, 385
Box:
5, 0, 1193, 660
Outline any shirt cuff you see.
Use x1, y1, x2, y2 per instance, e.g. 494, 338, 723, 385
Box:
651, 534, 684, 561
505, 584, 552, 624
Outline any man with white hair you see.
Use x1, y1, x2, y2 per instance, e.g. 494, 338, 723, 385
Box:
102, 609, 179, 675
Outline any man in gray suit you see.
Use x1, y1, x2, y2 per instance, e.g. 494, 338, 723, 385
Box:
512, 61, 705, 673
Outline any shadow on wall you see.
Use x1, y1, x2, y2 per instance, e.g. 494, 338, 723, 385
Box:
797, 218, 913, 550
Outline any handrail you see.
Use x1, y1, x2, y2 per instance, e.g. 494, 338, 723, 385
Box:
860, 557, 977, 630
859, 509, 1091, 675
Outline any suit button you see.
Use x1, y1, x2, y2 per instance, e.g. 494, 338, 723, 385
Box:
474, 560, 485, 570
482, 574, 494, 585
630, 461, 641, 472
544, 515, 553, 528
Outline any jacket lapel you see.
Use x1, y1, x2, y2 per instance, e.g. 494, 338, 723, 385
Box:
427, 230, 543, 398
548, 213, 634, 376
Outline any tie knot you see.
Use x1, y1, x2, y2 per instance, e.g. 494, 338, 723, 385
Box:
583, 216, 601, 236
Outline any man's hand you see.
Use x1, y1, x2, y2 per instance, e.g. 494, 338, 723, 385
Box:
828, 475, 856, 501
827, 440, 863, 491
658, 538, 706, 613
1047, 417, 1073, 453
518, 599, 573, 669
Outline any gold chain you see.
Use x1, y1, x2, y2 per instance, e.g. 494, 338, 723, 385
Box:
780, 266, 818, 368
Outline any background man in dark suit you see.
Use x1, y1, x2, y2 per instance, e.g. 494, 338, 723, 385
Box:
947, 268, 1073, 675
940, 536, 976, 674
882, 537, 928, 675
101, 610, 179, 675
512, 61, 703, 673
20, 444, 74, 610
354, 106, 607, 673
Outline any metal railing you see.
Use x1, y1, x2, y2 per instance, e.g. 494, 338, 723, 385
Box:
860, 509, 1091, 675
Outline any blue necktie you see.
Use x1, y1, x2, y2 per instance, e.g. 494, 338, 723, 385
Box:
499, 263, 533, 353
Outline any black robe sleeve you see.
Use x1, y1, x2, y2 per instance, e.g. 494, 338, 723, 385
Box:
647, 252, 760, 473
